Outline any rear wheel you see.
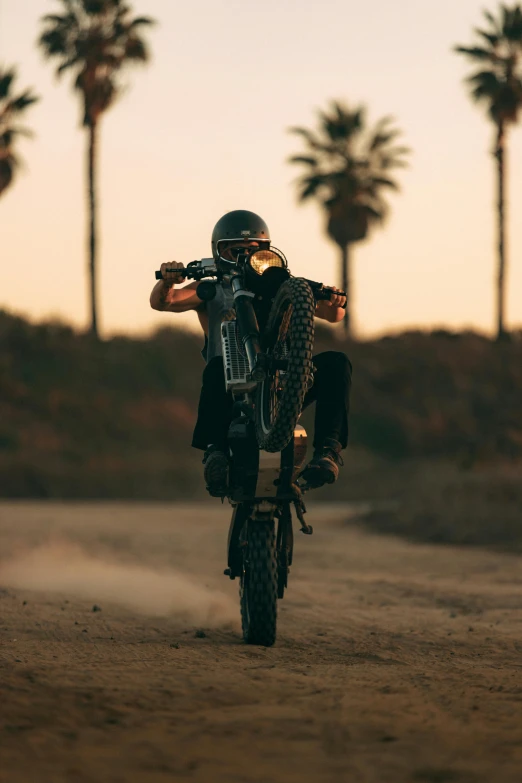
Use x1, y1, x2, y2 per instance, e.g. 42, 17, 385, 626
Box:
240, 518, 277, 646
255, 277, 315, 453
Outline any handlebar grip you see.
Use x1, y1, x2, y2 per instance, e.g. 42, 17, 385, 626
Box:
315, 288, 348, 309
155, 267, 188, 281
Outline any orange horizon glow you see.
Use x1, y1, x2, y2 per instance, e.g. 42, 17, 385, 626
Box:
1, 0, 522, 339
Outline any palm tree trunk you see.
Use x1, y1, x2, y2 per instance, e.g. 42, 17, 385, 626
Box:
494, 122, 507, 342
341, 243, 351, 337
87, 121, 99, 339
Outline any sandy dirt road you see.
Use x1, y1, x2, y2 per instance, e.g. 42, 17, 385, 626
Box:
1, 502, 521, 783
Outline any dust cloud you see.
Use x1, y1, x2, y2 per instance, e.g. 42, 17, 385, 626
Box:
0, 542, 236, 626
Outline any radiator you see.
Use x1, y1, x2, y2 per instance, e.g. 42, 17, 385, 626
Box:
221, 320, 255, 392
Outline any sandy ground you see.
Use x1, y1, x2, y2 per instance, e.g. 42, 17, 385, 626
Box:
1, 502, 522, 783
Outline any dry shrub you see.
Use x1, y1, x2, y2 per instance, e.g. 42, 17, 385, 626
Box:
359, 462, 522, 550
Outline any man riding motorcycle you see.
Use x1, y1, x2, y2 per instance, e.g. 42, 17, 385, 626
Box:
150, 210, 352, 496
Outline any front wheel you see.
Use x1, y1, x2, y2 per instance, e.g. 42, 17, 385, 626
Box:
255, 277, 315, 452
240, 518, 278, 646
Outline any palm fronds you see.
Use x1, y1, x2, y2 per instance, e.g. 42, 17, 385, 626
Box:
288, 100, 409, 246
0, 67, 39, 198
455, 4, 522, 124
38, 0, 155, 126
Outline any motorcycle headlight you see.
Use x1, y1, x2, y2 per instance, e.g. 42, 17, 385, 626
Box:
248, 250, 286, 275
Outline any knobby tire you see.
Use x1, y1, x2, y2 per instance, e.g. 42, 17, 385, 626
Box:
240, 519, 278, 647
255, 277, 315, 452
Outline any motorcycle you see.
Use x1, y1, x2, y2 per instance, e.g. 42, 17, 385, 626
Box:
156, 247, 345, 646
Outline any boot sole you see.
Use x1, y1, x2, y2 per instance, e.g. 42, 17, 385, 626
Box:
204, 453, 229, 496
300, 464, 338, 488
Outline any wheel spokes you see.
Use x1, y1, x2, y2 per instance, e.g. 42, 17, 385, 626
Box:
264, 303, 292, 430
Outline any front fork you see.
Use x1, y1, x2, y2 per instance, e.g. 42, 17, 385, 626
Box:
231, 276, 266, 381
224, 493, 312, 584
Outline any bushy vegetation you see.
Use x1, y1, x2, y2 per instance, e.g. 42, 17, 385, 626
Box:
0, 311, 204, 498
0, 310, 521, 500
358, 460, 522, 551
321, 327, 522, 462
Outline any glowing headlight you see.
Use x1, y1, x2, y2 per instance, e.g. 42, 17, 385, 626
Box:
249, 250, 285, 275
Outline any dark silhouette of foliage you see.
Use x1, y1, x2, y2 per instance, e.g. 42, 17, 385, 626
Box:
0, 67, 39, 198
455, 4, 522, 341
38, 0, 155, 339
1, 310, 521, 499
289, 101, 409, 335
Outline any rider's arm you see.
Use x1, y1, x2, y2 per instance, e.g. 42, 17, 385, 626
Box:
315, 288, 347, 324
150, 261, 203, 313
150, 280, 203, 312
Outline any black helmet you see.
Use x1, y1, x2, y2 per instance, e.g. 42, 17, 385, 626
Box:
211, 210, 270, 259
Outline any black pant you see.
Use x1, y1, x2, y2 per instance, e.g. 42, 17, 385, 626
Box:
192, 351, 352, 452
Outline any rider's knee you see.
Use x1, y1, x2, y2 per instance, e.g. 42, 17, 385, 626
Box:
315, 351, 352, 380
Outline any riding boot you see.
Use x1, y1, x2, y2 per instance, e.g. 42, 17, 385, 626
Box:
299, 438, 344, 488
203, 445, 229, 497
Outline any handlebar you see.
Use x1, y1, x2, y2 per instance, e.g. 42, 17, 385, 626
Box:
305, 279, 347, 309
155, 266, 206, 281
155, 267, 346, 307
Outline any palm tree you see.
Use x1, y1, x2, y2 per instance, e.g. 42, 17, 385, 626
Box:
455, 4, 522, 342
39, 0, 155, 339
289, 101, 409, 336
0, 67, 39, 199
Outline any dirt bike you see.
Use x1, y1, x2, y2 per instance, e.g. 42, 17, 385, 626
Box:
156, 248, 345, 646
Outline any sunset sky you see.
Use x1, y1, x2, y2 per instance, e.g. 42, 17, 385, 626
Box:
1, 0, 522, 338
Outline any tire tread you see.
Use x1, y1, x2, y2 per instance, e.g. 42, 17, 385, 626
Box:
255, 278, 315, 452
240, 520, 277, 646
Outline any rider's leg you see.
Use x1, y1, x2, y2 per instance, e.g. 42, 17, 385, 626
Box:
192, 356, 233, 451
300, 351, 352, 486
306, 351, 352, 448
192, 357, 233, 495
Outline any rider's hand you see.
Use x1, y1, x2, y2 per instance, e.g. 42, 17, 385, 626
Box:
160, 261, 186, 285
327, 287, 347, 308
